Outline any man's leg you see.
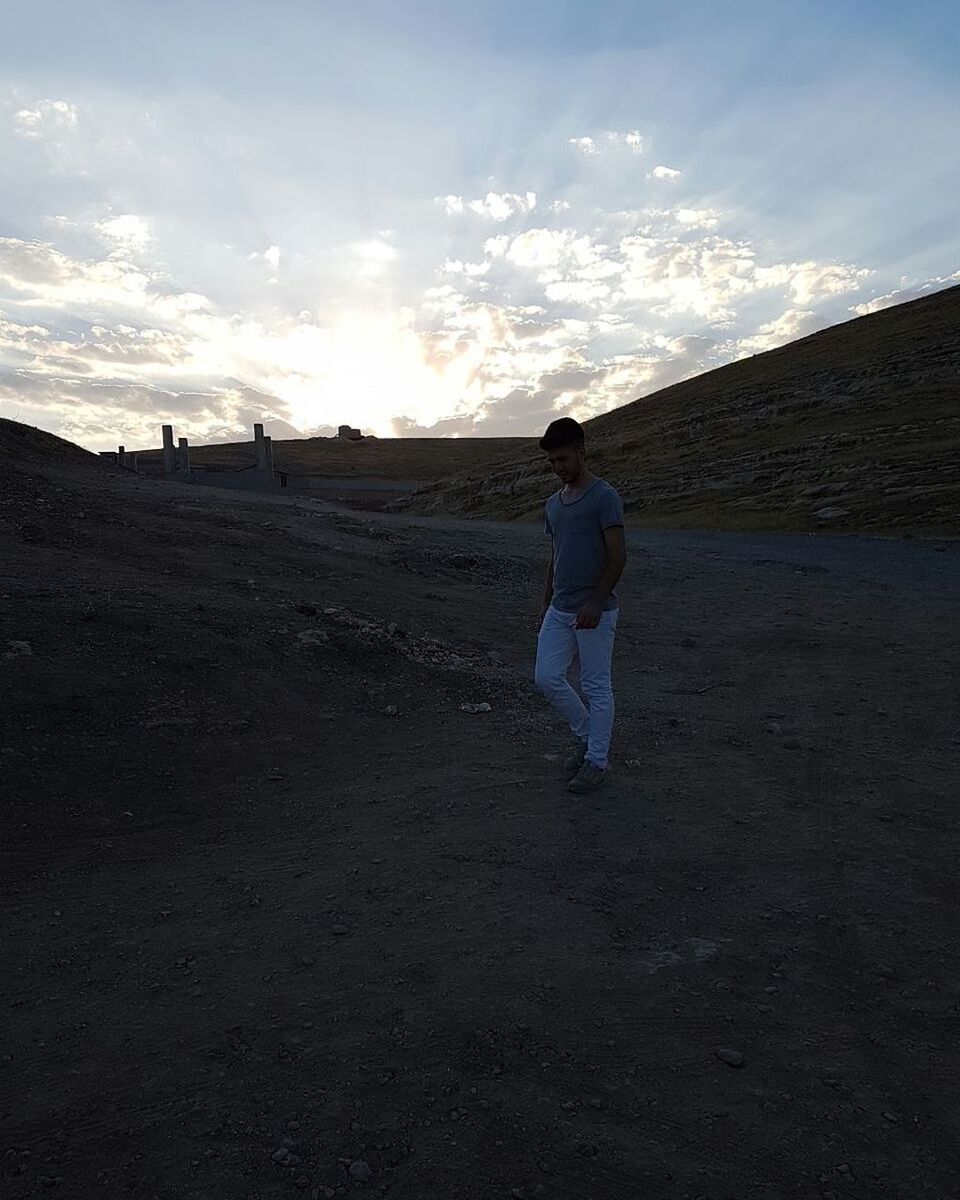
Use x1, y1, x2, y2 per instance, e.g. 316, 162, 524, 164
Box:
534, 607, 589, 743
575, 609, 618, 769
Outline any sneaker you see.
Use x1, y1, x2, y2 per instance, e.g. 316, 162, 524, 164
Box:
567, 762, 608, 794
564, 740, 588, 777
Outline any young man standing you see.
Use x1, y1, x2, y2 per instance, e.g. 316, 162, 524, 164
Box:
535, 417, 627, 793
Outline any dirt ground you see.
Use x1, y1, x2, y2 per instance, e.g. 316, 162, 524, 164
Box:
2, 458, 959, 1200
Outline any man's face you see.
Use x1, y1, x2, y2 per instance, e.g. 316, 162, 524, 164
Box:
547, 444, 583, 483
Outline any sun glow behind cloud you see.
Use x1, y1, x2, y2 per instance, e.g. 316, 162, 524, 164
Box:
0, 173, 910, 448
231, 310, 479, 437
1, 0, 958, 451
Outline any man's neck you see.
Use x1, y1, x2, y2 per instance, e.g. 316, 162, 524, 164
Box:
564, 469, 594, 495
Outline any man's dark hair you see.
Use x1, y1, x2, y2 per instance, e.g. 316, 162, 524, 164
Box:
539, 417, 585, 451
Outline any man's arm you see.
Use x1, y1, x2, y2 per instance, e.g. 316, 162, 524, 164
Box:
591, 525, 626, 604
538, 546, 554, 629
576, 525, 626, 629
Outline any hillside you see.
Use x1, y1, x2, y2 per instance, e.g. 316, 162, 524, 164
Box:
0, 418, 99, 467
133, 435, 532, 482
402, 285, 960, 537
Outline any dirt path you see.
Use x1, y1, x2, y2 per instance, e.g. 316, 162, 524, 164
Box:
2, 461, 959, 1199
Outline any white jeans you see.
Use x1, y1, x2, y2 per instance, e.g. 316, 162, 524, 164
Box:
535, 605, 618, 770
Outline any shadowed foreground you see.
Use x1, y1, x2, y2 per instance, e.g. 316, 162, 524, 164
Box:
2, 454, 958, 1198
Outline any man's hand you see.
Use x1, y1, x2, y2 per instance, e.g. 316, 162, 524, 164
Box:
575, 599, 602, 629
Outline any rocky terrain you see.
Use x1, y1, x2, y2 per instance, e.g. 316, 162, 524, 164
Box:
2, 433, 959, 1198
402, 286, 960, 537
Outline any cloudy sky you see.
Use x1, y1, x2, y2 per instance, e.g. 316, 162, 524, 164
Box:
1, 0, 958, 451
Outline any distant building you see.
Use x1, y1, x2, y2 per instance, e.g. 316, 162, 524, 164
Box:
338, 425, 364, 441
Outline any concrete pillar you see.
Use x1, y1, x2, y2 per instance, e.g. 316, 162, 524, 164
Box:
117, 445, 126, 467
263, 435, 274, 483
254, 423, 266, 471
178, 437, 191, 473
162, 425, 176, 475
128, 453, 139, 473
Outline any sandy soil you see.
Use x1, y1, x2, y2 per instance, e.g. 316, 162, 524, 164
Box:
2, 457, 959, 1199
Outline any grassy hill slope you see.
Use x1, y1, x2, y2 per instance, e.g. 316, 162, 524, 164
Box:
403, 285, 960, 537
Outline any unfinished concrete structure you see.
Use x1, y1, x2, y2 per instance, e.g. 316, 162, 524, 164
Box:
160, 423, 276, 492
338, 425, 363, 441
162, 425, 176, 475
99, 447, 140, 473
153, 422, 421, 509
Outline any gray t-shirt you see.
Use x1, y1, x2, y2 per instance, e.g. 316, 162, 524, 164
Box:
544, 478, 625, 613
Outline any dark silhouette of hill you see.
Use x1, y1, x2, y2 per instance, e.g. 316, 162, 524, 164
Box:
0, 418, 99, 467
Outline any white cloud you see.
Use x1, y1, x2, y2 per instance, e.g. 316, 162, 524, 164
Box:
484, 234, 510, 258
650, 165, 682, 180
756, 260, 872, 306
96, 214, 153, 257
351, 238, 397, 278
0, 314, 192, 374
504, 228, 603, 272
675, 208, 721, 228
422, 283, 466, 311
436, 191, 536, 220
595, 334, 718, 407
476, 192, 537, 220
851, 270, 960, 315
13, 99, 78, 139
543, 278, 614, 305
354, 239, 396, 262
442, 259, 491, 277
605, 130, 644, 151
0, 236, 155, 310
248, 244, 282, 271
0, 370, 304, 452
614, 232, 869, 321
468, 205, 871, 326
729, 308, 827, 356
574, 131, 644, 156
